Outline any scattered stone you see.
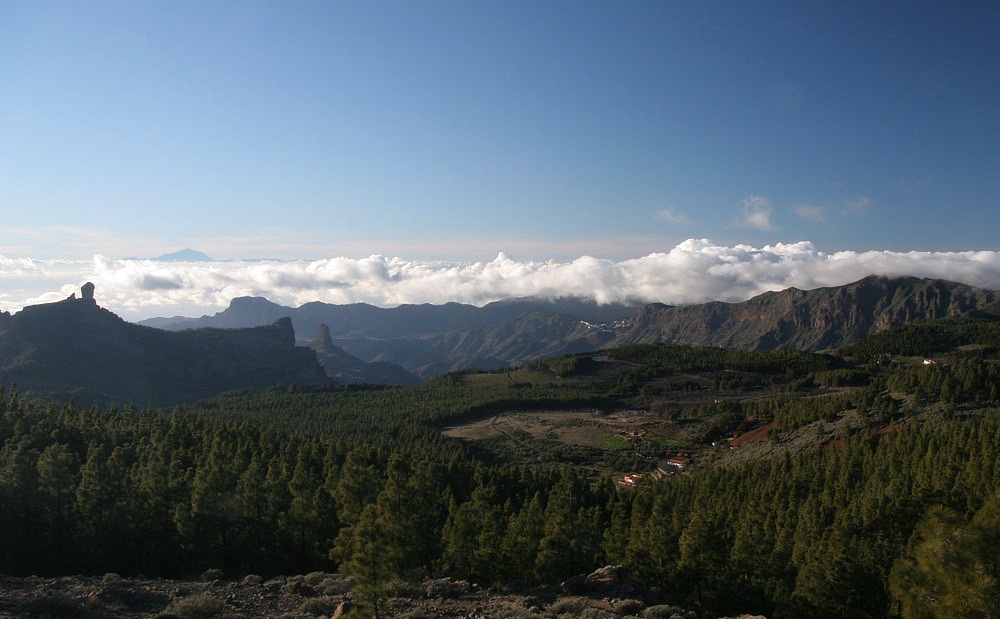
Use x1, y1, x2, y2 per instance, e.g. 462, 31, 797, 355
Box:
563, 565, 648, 600
280, 579, 316, 597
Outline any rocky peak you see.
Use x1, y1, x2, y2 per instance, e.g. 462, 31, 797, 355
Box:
272, 317, 296, 347
309, 324, 336, 353
81, 282, 96, 303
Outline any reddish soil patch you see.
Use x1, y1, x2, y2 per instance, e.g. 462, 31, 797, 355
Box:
729, 421, 775, 449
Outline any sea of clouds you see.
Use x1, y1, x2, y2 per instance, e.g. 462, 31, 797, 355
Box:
3, 239, 1000, 321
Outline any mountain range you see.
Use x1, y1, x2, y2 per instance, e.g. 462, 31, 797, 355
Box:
2, 275, 997, 407
618, 274, 1000, 350
144, 275, 999, 379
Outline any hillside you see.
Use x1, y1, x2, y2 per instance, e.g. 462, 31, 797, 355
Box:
0, 284, 329, 406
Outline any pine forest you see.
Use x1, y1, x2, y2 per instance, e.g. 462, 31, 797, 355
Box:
4, 315, 1000, 618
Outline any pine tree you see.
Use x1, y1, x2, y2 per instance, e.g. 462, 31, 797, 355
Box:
341, 503, 392, 619
36, 442, 80, 572
499, 492, 545, 583
891, 501, 1000, 618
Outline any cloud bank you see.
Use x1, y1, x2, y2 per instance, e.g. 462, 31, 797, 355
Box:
4, 239, 1000, 321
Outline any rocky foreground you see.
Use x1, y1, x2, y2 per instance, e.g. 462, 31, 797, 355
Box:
0, 566, 765, 619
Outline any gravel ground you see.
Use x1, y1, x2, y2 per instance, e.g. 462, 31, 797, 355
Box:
0, 567, 734, 619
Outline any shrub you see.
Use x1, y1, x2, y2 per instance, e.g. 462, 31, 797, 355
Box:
614, 599, 645, 615
423, 578, 470, 599
281, 580, 317, 596
317, 575, 356, 596
548, 596, 588, 615
519, 594, 543, 610
166, 593, 226, 619
642, 605, 695, 619
263, 577, 286, 590
490, 606, 538, 619
303, 571, 329, 586
384, 578, 420, 597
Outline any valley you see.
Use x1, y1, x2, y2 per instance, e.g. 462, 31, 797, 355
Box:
439, 356, 860, 479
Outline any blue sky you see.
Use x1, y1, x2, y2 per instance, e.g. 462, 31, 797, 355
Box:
2, 2, 1000, 318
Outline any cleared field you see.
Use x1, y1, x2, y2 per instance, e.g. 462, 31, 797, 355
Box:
442, 410, 610, 445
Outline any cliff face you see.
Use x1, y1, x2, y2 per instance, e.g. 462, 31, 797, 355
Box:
618, 276, 999, 351
0, 285, 330, 407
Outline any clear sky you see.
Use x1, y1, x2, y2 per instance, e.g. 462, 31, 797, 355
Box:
2, 1, 1000, 319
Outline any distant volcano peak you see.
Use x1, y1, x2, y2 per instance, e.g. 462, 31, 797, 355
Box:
155, 248, 213, 262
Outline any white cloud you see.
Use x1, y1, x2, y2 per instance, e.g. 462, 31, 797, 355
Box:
4, 240, 1000, 321
793, 197, 871, 224
739, 195, 774, 230
654, 207, 693, 225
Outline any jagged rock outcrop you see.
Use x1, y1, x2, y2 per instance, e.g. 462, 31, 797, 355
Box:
0, 284, 330, 406
562, 565, 650, 600
307, 324, 420, 385
81, 281, 96, 302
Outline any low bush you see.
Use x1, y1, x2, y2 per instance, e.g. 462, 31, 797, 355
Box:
613, 599, 645, 615
165, 593, 226, 619
303, 571, 330, 586
241, 574, 263, 586
317, 575, 356, 596
548, 596, 588, 615
423, 577, 470, 599
642, 605, 696, 619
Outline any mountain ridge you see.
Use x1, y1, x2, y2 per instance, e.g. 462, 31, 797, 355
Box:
4, 275, 994, 407
0, 284, 330, 407
616, 274, 999, 350
141, 275, 1000, 378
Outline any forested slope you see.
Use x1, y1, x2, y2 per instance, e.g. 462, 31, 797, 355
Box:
4, 315, 1000, 617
